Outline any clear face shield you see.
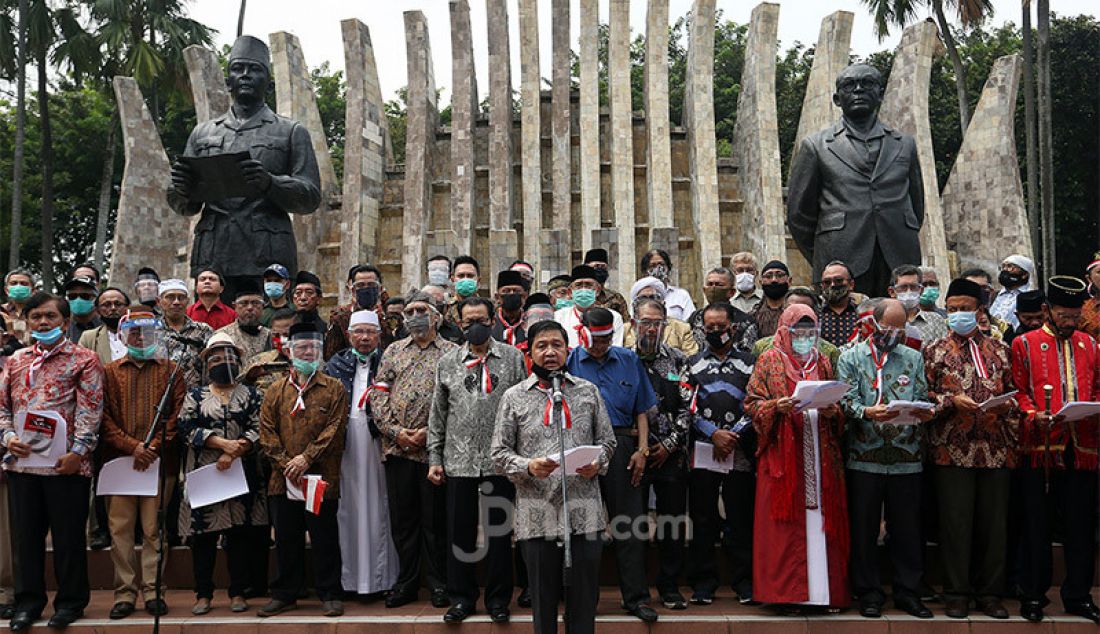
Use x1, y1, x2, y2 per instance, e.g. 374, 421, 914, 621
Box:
204, 346, 243, 386
134, 278, 160, 305
523, 305, 555, 331
634, 317, 667, 358
788, 323, 821, 356
120, 316, 165, 361
289, 332, 324, 376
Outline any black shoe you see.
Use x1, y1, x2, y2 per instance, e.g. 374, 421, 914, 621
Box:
144, 599, 168, 617
626, 603, 659, 623
661, 592, 687, 610
1020, 600, 1044, 622
489, 606, 510, 623
430, 589, 450, 609
690, 589, 714, 605
858, 597, 883, 619
385, 593, 416, 609
257, 599, 297, 617
895, 595, 933, 619
88, 533, 110, 551
242, 587, 269, 600
109, 602, 135, 620
1065, 601, 1100, 624
322, 600, 344, 617
944, 597, 969, 619
0, 606, 14, 620
443, 604, 473, 623
8, 612, 35, 632
46, 609, 82, 629
978, 597, 1008, 619
516, 587, 531, 608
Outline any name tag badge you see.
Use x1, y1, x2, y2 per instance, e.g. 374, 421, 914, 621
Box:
666, 373, 679, 382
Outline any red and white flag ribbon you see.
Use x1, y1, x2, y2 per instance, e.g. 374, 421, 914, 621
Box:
543, 391, 572, 429
304, 475, 327, 515
465, 356, 493, 395
967, 338, 989, 379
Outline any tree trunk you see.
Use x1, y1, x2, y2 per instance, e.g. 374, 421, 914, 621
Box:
932, 0, 971, 136
1037, 0, 1054, 281
37, 53, 55, 292
93, 107, 120, 272
8, 0, 28, 269
237, 0, 246, 37
1021, 1, 1040, 258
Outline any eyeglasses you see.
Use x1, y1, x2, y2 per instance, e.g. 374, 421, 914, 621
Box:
403, 306, 432, 317
838, 77, 880, 92
788, 327, 820, 338
820, 277, 850, 287
892, 283, 923, 293
349, 327, 381, 337
66, 292, 96, 301
460, 319, 492, 329
350, 281, 380, 290
761, 271, 789, 282
292, 288, 318, 297
636, 319, 667, 329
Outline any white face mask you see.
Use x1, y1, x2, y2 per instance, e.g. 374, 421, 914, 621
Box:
896, 291, 921, 310
735, 272, 755, 293
427, 269, 449, 287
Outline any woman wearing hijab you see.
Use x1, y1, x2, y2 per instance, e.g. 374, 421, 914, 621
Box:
744, 305, 849, 609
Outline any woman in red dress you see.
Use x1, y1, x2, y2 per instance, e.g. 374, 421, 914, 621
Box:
745, 304, 850, 608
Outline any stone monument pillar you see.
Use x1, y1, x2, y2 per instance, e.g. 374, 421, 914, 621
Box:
448, 0, 477, 260
183, 45, 230, 124
401, 10, 438, 291
683, 0, 722, 279
609, 0, 636, 289
578, 0, 601, 257
544, 0, 573, 281
791, 12, 853, 169
518, 0, 542, 281
487, 0, 518, 290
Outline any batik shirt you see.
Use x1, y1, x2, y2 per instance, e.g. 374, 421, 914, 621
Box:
640, 344, 693, 455
163, 317, 214, 389
372, 334, 458, 463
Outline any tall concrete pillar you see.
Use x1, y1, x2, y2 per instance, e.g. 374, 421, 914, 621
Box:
401, 11, 438, 291
449, 0, 477, 258
608, 0, 636, 289
790, 11, 853, 168
183, 45, 229, 124
645, 0, 674, 231
941, 54, 1032, 273
683, 0, 722, 275
110, 76, 188, 283
518, 0, 542, 280
547, 0, 573, 278
578, 0, 600, 257
731, 3, 785, 265
339, 19, 389, 285
880, 21, 951, 278
487, 0, 518, 289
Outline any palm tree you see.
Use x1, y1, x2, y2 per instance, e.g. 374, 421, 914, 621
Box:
862, 0, 993, 136
7, 0, 28, 270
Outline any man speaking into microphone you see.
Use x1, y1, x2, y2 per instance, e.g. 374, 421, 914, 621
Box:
491, 320, 615, 634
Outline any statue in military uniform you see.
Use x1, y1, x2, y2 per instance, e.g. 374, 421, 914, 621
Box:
168, 35, 321, 298
787, 63, 925, 297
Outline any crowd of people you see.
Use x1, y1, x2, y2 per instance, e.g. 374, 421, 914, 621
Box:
0, 246, 1097, 633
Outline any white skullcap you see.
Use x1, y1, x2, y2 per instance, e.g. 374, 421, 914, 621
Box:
158, 279, 188, 296
349, 310, 380, 328
629, 276, 667, 305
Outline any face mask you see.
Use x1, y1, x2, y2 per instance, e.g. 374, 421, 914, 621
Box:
647, 264, 669, 282
355, 286, 379, 309
31, 327, 64, 345
705, 330, 731, 350
872, 329, 904, 353
947, 311, 978, 335
292, 358, 320, 376
821, 285, 849, 304
406, 314, 431, 334
762, 282, 789, 300
127, 343, 158, 360
572, 289, 597, 309
239, 321, 262, 336
69, 297, 95, 316
454, 279, 478, 298
555, 298, 574, 310
353, 349, 375, 363
427, 269, 450, 286
102, 315, 121, 330
703, 288, 729, 305
463, 322, 492, 346
592, 268, 609, 285
791, 336, 816, 355
896, 291, 920, 310
501, 294, 523, 312
209, 362, 237, 385
920, 287, 940, 305
1048, 319, 1077, 340
264, 282, 286, 299
384, 314, 403, 333
7, 285, 31, 301
530, 361, 555, 382
735, 272, 755, 293
999, 270, 1026, 289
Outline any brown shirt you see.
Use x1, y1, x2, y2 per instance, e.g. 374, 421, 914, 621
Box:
99, 356, 186, 474
372, 335, 458, 462
259, 371, 348, 498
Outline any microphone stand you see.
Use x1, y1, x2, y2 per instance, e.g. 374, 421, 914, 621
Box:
1042, 384, 1053, 494
551, 372, 571, 586
142, 361, 182, 634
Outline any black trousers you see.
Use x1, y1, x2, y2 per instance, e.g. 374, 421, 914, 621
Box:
7, 473, 90, 616
1016, 466, 1098, 605
385, 456, 446, 597
853, 241, 892, 298
847, 470, 923, 601
191, 526, 249, 600
599, 433, 650, 608
935, 466, 1010, 599
244, 524, 271, 595
522, 534, 602, 634
687, 467, 755, 595
445, 475, 515, 609
644, 454, 688, 595
269, 495, 343, 602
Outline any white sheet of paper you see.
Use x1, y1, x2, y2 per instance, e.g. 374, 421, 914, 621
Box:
14, 410, 67, 468
692, 441, 733, 473
185, 459, 249, 508
979, 390, 1018, 412
547, 445, 602, 477
286, 476, 304, 501
1055, 401, 1100, 423
96, 456, 159, 497
792, 381, 850, 411
883, 400, 936, 425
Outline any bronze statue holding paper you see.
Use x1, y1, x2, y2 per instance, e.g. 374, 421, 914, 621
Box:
167, 35, 321, 295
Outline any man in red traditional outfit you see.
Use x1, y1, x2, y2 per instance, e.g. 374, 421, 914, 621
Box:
745, 304, 849, 610
1011, 275, 1100, 623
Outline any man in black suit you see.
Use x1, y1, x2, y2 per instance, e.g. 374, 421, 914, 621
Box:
787, 63, 924, 297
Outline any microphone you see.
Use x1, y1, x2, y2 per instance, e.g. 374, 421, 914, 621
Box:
551, 371, 564, 405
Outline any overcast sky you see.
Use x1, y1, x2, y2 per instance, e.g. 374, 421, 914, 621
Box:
190, 0, 1095, 107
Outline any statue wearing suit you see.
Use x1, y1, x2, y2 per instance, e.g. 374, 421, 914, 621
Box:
788, 64, 924, 296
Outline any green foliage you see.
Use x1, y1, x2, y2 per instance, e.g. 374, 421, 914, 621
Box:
311, 62, 346, 181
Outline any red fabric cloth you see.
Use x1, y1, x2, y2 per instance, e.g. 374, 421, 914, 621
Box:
745, 348, 849, 606
187, 300, 237, 331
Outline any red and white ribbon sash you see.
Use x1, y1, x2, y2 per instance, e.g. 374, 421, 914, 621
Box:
465, 355, 493, 395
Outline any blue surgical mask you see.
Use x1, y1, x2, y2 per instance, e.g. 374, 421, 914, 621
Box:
791, 336, 816, 355
31, 327, 64, 345
454, 279, 478, 298
948, 311, 978, 335
572, 289, 597, 309
292, 358, 320, 376
7, 285, 31, 301
555, 298, 574, 310
264, 282, 286, 299
68, 297, 95, 317
127, 344, 158, 360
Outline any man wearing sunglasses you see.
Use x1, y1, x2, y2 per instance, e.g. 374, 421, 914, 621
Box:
63, 277, 101, 344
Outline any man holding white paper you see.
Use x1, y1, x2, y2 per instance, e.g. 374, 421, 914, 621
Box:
98, 308, 185, 620
0, 292, 105, 631
836, 299, 933, 619
1010, 276, 1100, 623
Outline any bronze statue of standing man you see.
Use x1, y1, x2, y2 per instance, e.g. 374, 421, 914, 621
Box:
787, 63, 924, 297
168, 36, 321, 299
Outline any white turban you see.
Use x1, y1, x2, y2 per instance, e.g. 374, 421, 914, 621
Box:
1002, 255, 1037, 291
158, 279, 188, 296
630, 276, 667, 305
349, 310, 380, 328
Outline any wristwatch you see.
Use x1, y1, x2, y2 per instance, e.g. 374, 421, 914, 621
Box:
637, 446, 650, 457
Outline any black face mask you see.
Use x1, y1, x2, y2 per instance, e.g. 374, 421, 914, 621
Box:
592, 268, 609, 286
356, 286, 380, 309
705, 330, 731, 350
762, 282, 789, 300
530, 361, 555, 381
463, 322, 492, 346
102, 315, 121, 330
872, 329, 903, 353
209, 362, 236, 385
239, 322, 261, 336
501, 294, 523, 312
1048, 320, 1076, 340
999, 270, 1026, 289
